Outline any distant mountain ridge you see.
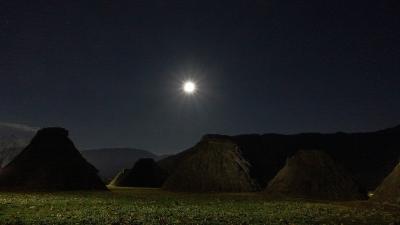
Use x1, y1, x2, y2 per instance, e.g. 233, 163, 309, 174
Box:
81, 148, 161, 181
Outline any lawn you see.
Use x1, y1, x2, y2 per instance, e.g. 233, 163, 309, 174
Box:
0, 187, 398, 225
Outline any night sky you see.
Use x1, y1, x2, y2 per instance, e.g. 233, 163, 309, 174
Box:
1, 0, 399, 154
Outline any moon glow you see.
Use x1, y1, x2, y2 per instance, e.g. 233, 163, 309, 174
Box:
183, 81, 196, 94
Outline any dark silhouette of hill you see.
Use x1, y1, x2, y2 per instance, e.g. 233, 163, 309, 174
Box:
0, 127, 107, 190
159, 125, 400, 192
162, 136, 258, 192
81, 148, 160, 181
265, 150, 365, 200
110, 158, 166, 187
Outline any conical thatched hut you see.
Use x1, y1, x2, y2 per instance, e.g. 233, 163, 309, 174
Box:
265, 150, 365, 200
110, 158, 166, 187
0, 127, 107, 190
162, 136, 258, 192
371, 162, 400, 204
110, 169, 130, 186
158, 126, 400, 192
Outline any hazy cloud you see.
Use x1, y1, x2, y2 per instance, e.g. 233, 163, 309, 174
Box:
0, 122, 39, 132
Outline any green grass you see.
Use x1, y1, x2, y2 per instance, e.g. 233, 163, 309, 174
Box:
0, 187, 398, 225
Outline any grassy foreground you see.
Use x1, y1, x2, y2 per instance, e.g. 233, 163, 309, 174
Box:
0, 187, 398, 225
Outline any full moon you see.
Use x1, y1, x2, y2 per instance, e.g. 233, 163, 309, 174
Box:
183, 81, 196, 94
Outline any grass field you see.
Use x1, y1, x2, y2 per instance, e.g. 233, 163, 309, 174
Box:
0, 186, 399, 225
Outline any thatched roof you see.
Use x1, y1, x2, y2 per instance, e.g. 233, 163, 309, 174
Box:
110, 158, 165, 187
372, 162, 400, 204
159, 126, 400, 192
162, 136, 258, 192
109, 169, 130, 186
0, 127, 107, 190
265, 150, 365, 200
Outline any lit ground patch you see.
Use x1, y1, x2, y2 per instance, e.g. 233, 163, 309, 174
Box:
0, 187, 398, 225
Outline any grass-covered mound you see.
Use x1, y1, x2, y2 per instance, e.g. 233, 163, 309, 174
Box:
110, 158, 165, 187
265, 150, 365, 200
0, 127, 106, 191
162, 136, 258, 192
372, 162, 400, 205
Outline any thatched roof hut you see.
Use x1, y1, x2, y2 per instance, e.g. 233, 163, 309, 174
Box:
0, 127, 107, 190
162, 136, 258, 192
110, 158, 165, 187
159, 126, 400, 192
265, 150, 365, 200
371, 162, 400, 204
